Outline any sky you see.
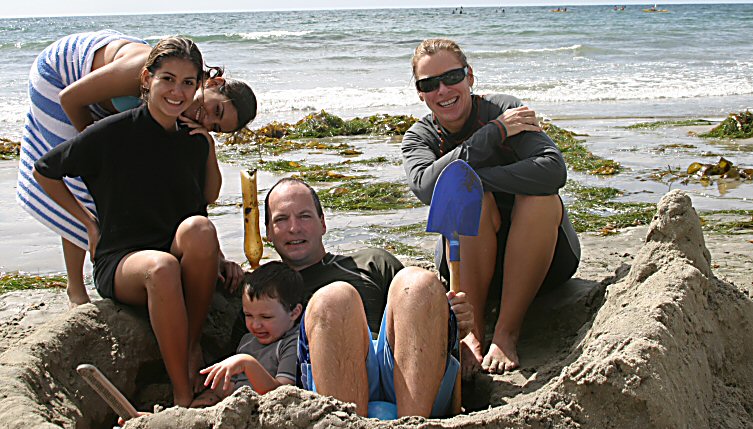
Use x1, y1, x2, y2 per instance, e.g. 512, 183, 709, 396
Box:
2, 0, 747, 18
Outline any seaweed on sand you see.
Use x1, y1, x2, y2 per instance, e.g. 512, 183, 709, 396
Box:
563, 181, 655, 235
318, 180, 421, 211
0, 137, 20, 160
622, 119, 714, 130
700, 111, 753, 139
1, 273, 66, 295
543, 123, 621, 175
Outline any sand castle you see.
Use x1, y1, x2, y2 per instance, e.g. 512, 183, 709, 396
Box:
1, 190, 752, 428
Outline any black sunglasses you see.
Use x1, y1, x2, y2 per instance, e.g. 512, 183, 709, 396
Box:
415, 67, 468, 93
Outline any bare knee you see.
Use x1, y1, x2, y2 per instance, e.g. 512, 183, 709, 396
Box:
389, 267, 446, 310
176, 216, 219, 257
513, 194, 562, 226
143, 254, 182, 296
306, 282, 362, 328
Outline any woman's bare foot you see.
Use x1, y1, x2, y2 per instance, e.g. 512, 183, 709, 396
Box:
460, 332, 484, 379
481, 332, 519, 374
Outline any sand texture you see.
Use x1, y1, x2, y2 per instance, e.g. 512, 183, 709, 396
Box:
1, 190, 752, 428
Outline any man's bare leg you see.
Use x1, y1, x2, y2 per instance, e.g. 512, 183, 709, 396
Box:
62, 237, 90, 308
482, 194, 561, 374
388, 267, 448, 417
305, 282, 371, 416
452, 192, 501, 376
170, 216, 220, 391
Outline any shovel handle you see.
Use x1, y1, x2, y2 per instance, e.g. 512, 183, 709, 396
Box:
448, 260, 462, 415
76, 364, 139, 421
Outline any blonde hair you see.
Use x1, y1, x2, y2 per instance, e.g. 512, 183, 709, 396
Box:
411, 39, 469, 78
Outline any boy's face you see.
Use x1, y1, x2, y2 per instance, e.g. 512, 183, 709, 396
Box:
242, 293, 301, 345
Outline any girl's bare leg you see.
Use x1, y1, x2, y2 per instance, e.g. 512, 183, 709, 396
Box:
482, 194, 561, 374
62, 237, 90, 307
170, 216, 220, 391
114, 250, 192, 406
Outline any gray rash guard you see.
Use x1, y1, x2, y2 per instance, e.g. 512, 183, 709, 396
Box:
401, 93, 580, 262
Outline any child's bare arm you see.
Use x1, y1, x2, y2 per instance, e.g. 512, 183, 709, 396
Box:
201, 354, 281, 395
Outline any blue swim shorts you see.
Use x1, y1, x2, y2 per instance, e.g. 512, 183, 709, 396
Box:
297, 302, 459, 418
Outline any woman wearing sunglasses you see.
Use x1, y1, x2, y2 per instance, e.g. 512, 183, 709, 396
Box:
401, 38, 580, 376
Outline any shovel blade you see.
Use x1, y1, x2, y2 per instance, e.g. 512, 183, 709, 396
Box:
426, 159, 484, 242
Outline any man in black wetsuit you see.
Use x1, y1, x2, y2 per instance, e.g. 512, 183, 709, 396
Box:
263, 177, 473, 418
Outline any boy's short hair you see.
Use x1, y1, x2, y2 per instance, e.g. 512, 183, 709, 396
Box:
243, 261, 304, 311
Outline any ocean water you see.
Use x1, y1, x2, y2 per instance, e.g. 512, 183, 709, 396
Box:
1, 4, 752, 274
0, 4, 752, 139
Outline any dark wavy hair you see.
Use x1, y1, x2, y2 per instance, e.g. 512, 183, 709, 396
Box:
206, 66, 258, 131
243, 261, 304, 312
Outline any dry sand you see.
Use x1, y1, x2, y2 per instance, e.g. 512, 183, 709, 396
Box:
0, 190, 752, 428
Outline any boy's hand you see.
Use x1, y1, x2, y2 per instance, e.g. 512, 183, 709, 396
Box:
200, 354, 251, 392
447, 291, 474, 339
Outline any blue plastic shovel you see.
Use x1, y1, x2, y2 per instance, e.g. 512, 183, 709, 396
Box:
426, 159, 484, 415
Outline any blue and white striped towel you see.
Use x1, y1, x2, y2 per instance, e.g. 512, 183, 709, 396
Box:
16, 30, 146, 250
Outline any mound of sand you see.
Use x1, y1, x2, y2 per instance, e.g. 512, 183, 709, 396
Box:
1, 190, 752, 428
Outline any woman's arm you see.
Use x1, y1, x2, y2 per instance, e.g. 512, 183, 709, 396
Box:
202, 133, 222, 204
475, 131, 567, 196
59, 48, 147, 131
32, 168, 100, 256
401, 120, 509, 204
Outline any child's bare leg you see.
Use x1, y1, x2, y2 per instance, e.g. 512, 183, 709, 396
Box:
114, 251, 192, 406
483, 194, 560, 374
453, 192, 501, 376
170, 216, 220, 390
62, 238, 90, 308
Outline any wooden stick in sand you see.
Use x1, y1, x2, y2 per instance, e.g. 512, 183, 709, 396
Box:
76, 363, 139, 421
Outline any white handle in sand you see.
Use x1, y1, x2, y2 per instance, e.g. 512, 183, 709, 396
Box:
76, 364, 139, 421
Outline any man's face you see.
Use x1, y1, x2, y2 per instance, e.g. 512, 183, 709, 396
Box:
266, 182, 326, 271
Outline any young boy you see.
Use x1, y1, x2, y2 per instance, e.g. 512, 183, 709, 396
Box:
200, 261, 303, 396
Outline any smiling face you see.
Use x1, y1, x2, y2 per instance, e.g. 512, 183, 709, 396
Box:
414, 50, 475, 133
183, 78, 240, 133
141, 57, 200, 130
266, 182, 327, 271
242, 293, 301, 345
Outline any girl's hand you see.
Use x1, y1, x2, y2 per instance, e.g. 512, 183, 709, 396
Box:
218, 257, 243, 293
200, 354, 250, 392
497, 106, 542, 138
447, 291, 474, 339
179, 114, 214, 144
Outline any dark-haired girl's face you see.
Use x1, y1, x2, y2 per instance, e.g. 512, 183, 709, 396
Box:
184, 84, 239, 133
143, 57, 200, 130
